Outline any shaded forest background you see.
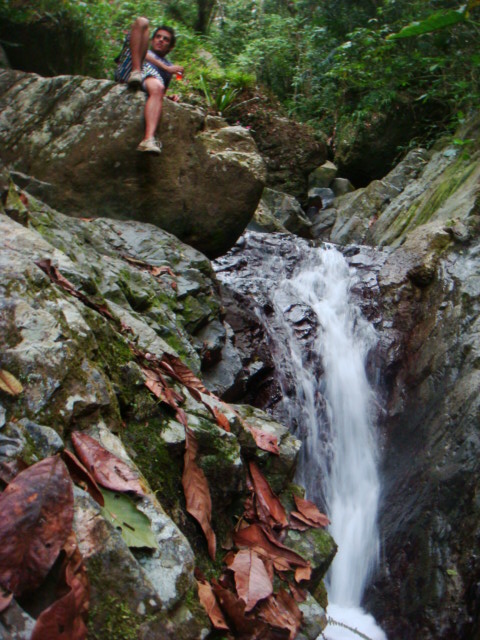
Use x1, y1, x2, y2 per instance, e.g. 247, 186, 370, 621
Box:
0, 0, 479, 184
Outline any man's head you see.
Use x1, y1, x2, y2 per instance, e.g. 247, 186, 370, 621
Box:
151, 25, 176, 55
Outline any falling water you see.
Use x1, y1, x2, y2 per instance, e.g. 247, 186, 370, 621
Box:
215, 232, 386, 639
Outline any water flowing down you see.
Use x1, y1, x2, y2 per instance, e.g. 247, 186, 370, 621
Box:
215, 232, 386, 640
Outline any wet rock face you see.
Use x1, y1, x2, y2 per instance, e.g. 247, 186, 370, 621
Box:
0, 69, 266, 259
364, 244, 480, 640
0, 174, 335, 639
215, 219, 480, 639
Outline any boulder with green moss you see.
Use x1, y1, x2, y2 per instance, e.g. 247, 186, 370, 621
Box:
0, 69, 266, 259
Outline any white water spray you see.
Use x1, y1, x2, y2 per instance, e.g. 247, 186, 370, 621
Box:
215, 233, 386, 639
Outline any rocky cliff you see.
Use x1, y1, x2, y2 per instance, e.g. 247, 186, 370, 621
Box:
0, 157, 335, 639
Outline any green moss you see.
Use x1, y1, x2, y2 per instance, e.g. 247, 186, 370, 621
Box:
312, 580, 329, 610
394, 159, 477, 240
88, 595, 144, 640
91, 319, 133, 373
123, 418, 183, 512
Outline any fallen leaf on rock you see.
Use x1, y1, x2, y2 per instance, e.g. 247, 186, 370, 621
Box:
101, 489, 157, 549
212, 580, 268, 638
249, 462, 288, 529
246, 424, 279, 455
0, 456, 74, 595
183, 427, 216, 559
226, 549, 273, 611
160, 353, 210, 396
288, 581, 307, 603
233, 524, 309, 573
141, 365, 184, 410
288, 516, 310, 532
211, 406, 231, 432
0, 369, 23, 396
257, 589, 302, 640
294, 565, 312, 583
31, 531, 89, 640
62, 450, 104, 507
0, 586, 12, 613
36, 259, 115, 321
71, 432, 146, 497
196, 578, 229, 630
293, 495, 330, 528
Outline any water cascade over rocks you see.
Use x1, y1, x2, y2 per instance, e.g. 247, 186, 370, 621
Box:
215, 231, 386, 639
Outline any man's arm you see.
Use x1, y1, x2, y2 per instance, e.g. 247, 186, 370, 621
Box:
145, 51, 184, 75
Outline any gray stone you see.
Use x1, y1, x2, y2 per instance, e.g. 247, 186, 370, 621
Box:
21, 420, 64, 457
0, 600, 36, 640
0, 424, 26, 462
330, 177, 355, 196
231, 403, 302, 493
308, 161, 338, 189
254, 187, 312, 237
311, 207, 337, 238
201, 324, 244, 397
298, 593, 327, 640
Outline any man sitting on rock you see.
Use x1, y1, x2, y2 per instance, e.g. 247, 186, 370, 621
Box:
115, 18, 184, 155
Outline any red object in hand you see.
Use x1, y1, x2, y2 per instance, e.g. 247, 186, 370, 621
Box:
176, 71, 183, 80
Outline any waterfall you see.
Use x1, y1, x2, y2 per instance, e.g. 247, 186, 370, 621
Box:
215, 231, 386, 639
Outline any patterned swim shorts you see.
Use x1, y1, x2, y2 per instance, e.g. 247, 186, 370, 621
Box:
115, 34, 169, 89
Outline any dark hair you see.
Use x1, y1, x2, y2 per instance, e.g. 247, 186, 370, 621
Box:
152, 25, 176, 50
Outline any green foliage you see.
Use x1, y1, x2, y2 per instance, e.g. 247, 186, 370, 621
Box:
198, 71, 254, 115
101, 489, 158, 550
1, 0, 479, 152
387, 5, 468, 39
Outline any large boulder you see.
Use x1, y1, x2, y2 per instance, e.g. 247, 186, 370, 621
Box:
0, 70, 266, 258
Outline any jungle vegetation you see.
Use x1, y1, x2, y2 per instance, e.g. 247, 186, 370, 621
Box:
1, 0, 479, 151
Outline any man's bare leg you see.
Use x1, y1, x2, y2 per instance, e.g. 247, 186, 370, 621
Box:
137, 77, 165, 154
143, 77, 165, 140
128, 17, 149, 86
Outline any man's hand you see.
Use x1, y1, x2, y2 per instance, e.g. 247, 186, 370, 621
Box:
167, 94, 180, 102
168, 65, 184, 75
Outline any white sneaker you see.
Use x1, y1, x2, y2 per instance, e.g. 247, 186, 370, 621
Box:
127, 70, 143, 88
136, 138, 162, 155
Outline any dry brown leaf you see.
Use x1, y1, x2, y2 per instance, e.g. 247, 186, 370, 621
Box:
31, 532, 89, 640
249, 462, 288, 529
36, 259, 115, 322
233, 524, 308, 573
294, 565, 312, 583
0, 369, 23, 396
212, 406, 231, 432
293, 495, 330, 528
247, 424, 279, 455
226, 549, 273, 612
288, 516, 310, 532
71, 432, 146, 497
0, 456, 74, 595
160, 353, 210, 395
196, 579, 229, 630
257, 589, 303, 640
183, 427, 216, 559
211, 580, 268, 638
288, 581, 307, 603
62, 449, 104, 506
